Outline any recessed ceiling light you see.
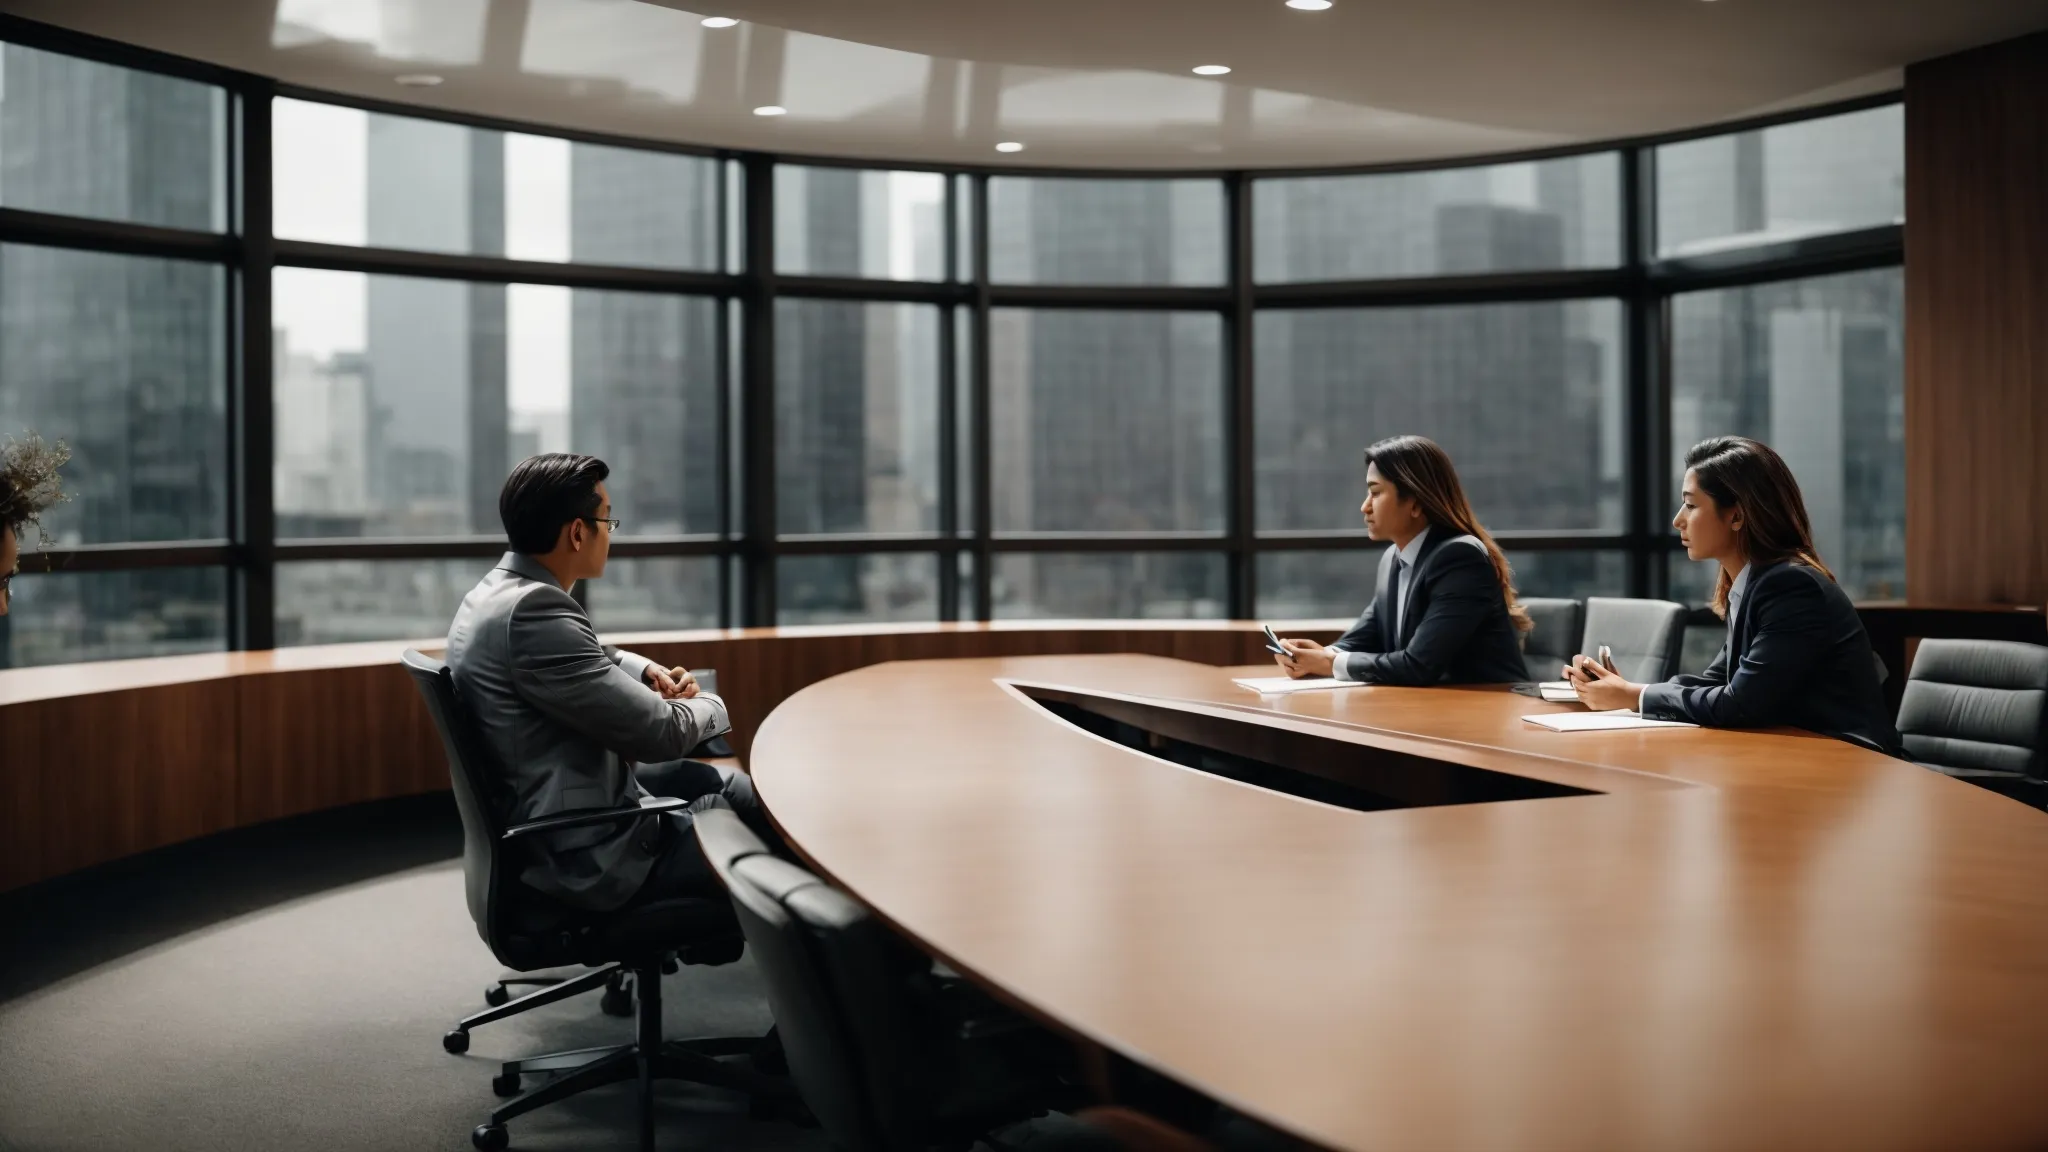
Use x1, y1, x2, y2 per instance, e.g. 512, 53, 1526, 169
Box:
701, 16, 738, 27
1285, 0, 1333, 9
753, 105, 787, 117
394, 74, 443, 87
1192, 64, 1232, 76
995, 142, 1025, 153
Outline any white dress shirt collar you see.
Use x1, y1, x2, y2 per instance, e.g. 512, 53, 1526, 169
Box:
1726, 561, 1752, 618
1396, 525, 1432, 569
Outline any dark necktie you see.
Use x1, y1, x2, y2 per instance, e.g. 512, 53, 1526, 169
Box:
1385, 555, 1405, 647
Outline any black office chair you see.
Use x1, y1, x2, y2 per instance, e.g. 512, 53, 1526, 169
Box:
1518, 597, 1583, 682
401, 649, 781, 1152
695, 805, 1078, 1151
1897, 639, 2048, 805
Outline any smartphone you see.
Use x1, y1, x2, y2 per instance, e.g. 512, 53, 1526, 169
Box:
1261, 624, 1287, 655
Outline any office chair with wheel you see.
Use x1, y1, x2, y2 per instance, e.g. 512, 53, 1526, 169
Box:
695, 805, 1078, 1152
401, 649, 785, 1152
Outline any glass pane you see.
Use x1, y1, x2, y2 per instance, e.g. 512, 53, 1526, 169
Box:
954, 305, 973, 537
992, 552, 1227, 620
1668, 268, 1904, 600
273, 269, 720, 539
1254, 154, 1619, 283
0, 44, 226, 231
275, 559, 494, 646
1255, 301, 1623, 534
0, 567, 226, 668
273, 98, 720, 270
775, 300, 940, 535
0, 245, 226, 544
1656, 104, 1902, 258
952, 174, 974, 282
1254, 550, 1625, 620
777, 554, 938, 625
1505, 550, 1628, 600
774, 166, 946, 281
991, 310, 1224, 533
587, 557, 720, 632
988, 177, 1224, 286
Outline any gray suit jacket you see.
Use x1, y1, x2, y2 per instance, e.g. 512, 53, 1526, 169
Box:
446, 552, 731, 911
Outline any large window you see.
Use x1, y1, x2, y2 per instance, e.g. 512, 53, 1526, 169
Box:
0, 24, 1908, 666
1254, 154, 1621, 282
1668, 269, 1905, 601
1255, 300, 1624, 534
1656, 104, 1903, 258
272, 98, 721, 270
990, 310, 1224, 534
272, 269, 721, 541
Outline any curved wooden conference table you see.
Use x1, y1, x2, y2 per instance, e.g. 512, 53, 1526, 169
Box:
751, 655, 2048, 1152
6, 611, 2047, 1148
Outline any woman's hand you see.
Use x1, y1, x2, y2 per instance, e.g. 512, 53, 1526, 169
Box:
1276, 639, 1337, 679
1566, 656, 1641, 711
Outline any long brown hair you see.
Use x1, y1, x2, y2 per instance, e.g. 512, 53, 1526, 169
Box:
1364, 435, 1530, 632
1683, 436, 1833, 619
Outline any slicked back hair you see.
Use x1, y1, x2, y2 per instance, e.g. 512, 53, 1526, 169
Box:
499, 453, 610, 555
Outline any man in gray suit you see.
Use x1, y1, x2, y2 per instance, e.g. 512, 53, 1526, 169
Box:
447, 453, 769, 912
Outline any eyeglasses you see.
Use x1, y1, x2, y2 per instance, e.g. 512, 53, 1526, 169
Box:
581, 516, 622, 533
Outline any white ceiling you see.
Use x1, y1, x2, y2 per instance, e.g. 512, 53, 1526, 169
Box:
12, 0, 2048, 169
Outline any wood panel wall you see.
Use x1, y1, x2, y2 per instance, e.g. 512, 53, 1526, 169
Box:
1904, 31, 2048, 607
0, 625, 1331, 893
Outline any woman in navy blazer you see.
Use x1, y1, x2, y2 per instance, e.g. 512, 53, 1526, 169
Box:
1273, 435, 1529, 685
1570, 436, 1902, 754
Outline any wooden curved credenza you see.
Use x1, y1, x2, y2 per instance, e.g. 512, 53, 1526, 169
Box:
0, 621, 1338, 894
749, 654, 2048, 1152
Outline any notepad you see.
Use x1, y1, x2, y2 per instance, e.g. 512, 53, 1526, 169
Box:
1523, 709, 1698, 732
1231, 676, 1367, 695
1538, 681, 1580, 703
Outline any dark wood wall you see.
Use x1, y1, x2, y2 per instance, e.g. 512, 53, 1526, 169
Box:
1905, 31, 2048, 608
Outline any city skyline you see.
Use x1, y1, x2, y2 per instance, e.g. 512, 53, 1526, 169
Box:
0, 41, 1909, 664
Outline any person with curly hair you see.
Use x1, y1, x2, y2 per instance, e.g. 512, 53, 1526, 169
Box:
0, 434, 70, 617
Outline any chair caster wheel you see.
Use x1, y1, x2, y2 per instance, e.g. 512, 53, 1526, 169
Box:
483, 983, 511, 1007
443, 1029, 470, 1054
491, 1071, 522, 1098
472, 1123, 509, 1150
600, 985, 633, 1017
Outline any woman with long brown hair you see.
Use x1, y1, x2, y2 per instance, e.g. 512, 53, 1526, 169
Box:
1273, 434, 1530, 685
1571, 436, 1900, 754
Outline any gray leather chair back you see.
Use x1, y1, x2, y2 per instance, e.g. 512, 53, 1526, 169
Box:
699, 807, 936, 1152
401, 648, 509, 943
1580, 597, 1688, 683
1519, 598, 1583, 682
1897, 640, 2048, 777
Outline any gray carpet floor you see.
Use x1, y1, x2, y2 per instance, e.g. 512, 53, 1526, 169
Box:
0, 796, 832, 1152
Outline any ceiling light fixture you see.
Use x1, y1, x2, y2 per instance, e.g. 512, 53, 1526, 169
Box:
394, 74, 444, 87
1192, 64, 1232, 76
701, 16, 738, 27
1285, 0, 1333, 9
753, 105, 787, 117
995, 142, 1025, 153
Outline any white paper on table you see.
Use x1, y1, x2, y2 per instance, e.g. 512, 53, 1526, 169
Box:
1538, 681, 1580, 702
1522, 709, 1698, 732
1231, 676, 1367, 695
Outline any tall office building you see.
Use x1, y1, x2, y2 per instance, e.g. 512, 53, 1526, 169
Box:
364, 116, 507, 536
0, 46, 226, 664
987, 178, 1226, 617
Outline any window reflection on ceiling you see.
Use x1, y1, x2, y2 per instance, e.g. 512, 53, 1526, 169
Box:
521, 0, 704, 104
272, 0, 490, 66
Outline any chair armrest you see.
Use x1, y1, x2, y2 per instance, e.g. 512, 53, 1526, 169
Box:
503, 796, 689, 840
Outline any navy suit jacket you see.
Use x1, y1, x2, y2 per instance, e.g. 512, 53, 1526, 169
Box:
1640, 561, 1902, 755
1331, 531, 1529, 686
